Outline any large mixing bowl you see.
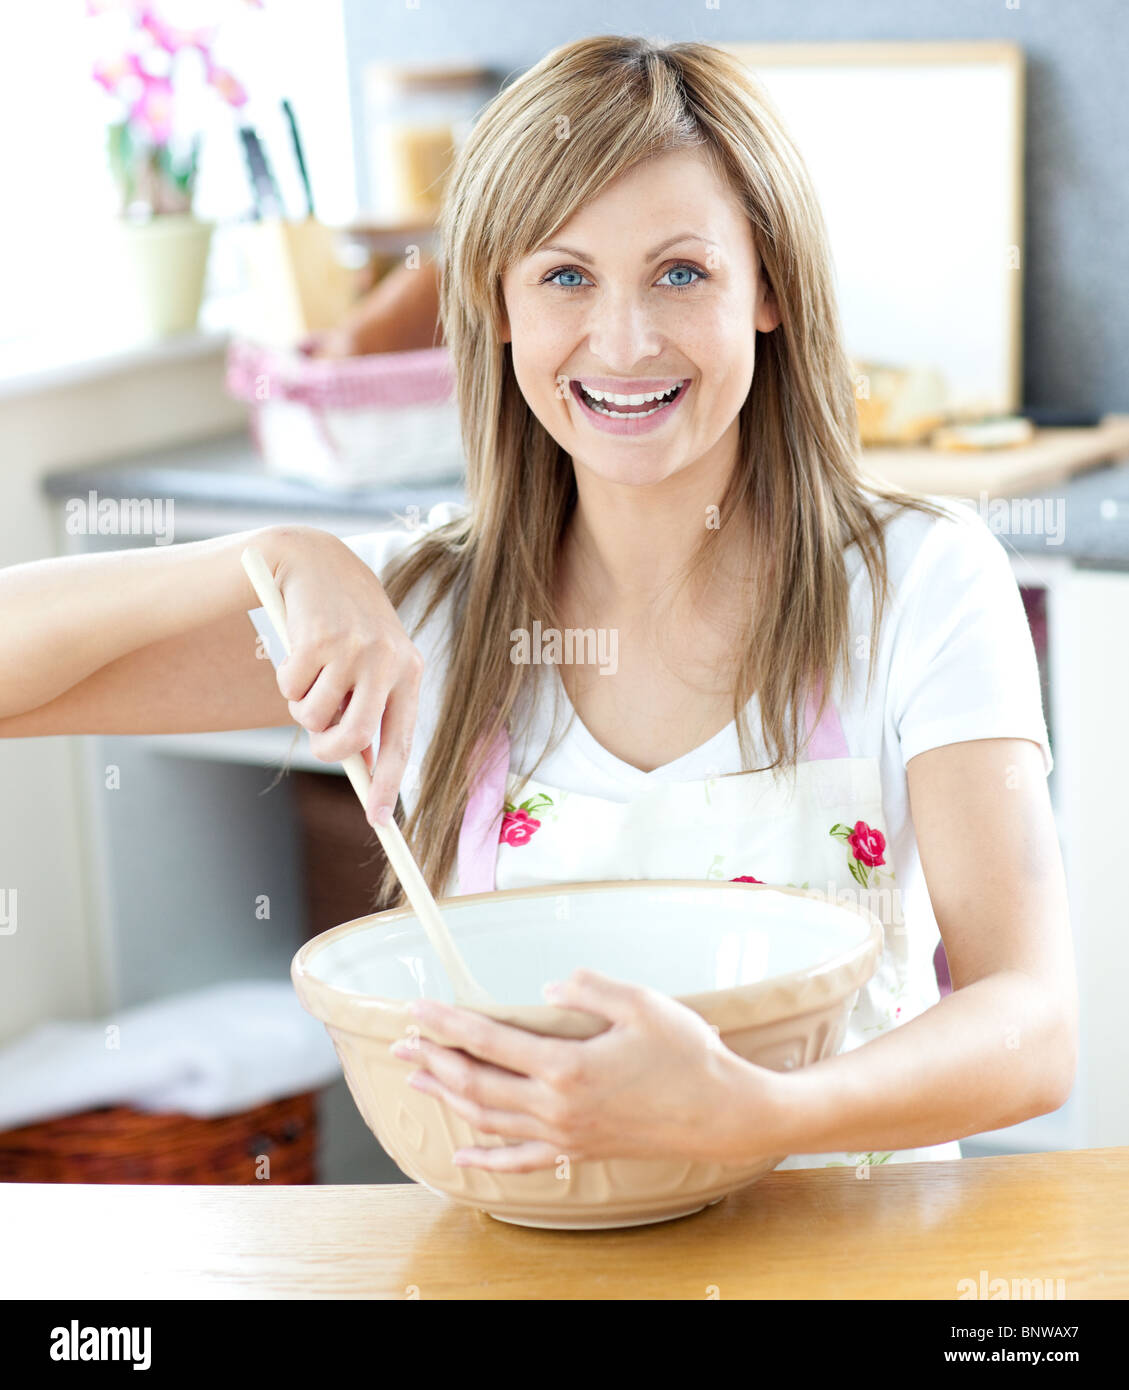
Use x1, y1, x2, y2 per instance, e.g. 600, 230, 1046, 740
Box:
291, 879, 882, 1229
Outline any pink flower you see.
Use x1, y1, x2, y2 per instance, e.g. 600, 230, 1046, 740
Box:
139, 6, 216, 56
204, 58, 248, 107
92, 52, 144, 93
499, 810, 541, 847
848, 820, 886, 868
129, 71, 175, 143
730, 875, 763, 884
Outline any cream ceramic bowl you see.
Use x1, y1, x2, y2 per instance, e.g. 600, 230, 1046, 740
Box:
291, 880, 882, 1229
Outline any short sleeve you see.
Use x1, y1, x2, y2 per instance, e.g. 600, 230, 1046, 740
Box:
888, 504, 1053, 777
247, 502, 466, 668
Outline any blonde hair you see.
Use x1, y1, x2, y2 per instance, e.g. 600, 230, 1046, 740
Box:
375, 34, 949, 909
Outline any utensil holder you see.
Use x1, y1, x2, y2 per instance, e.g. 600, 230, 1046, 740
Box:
233, 216, 358, 347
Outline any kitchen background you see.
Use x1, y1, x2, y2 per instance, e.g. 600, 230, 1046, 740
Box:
0, 0, 1126, 1185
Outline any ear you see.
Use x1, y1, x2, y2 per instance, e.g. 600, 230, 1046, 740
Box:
756, 277, 782, 334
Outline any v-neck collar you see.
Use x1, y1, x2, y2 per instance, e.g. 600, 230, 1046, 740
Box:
548, 664, 741, 786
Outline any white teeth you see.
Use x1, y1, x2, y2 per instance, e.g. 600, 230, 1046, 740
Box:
578, 383, 681, 405
588, 399, 669, 418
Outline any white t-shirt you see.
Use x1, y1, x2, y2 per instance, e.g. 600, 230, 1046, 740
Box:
250, 493, 1052, 946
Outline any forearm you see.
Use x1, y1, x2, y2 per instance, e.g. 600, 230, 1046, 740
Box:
0, 523, 311, 718
723, 971, 1075, 1161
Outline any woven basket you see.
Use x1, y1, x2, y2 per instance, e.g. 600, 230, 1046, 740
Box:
0, 1089, 317, 1185
225, 336, 465, 489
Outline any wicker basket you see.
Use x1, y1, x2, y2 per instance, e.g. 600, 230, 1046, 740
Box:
225, 336, 465, 489
0, 1090, 317, 1185
0, 766, 395, 1186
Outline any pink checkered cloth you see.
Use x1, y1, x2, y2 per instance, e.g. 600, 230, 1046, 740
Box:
225, 336, 455, 410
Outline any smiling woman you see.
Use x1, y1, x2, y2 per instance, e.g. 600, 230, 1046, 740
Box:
351, 33, 1074, 1174
0, 32, 1075, 1184
376, 34, 959, 901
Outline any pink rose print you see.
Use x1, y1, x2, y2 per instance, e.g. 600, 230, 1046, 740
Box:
730, 875, 763, 884
830, 820, 889, 889
848, 821, 886, 868
499, 792, 554, 848
500, 809, 540, 847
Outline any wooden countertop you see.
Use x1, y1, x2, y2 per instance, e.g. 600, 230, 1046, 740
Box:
2, 1147, 1126, 1300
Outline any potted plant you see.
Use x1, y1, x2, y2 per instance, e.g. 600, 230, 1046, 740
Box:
88, 0, 257, 340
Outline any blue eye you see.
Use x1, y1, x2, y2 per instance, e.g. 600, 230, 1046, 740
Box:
546, 267, 589, 290
539, 262, 708, 294
657, 264, 707, 292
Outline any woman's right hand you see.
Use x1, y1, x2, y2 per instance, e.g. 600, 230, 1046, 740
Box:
265, 526, 424, 826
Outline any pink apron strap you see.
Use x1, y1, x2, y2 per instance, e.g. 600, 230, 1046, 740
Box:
456, 719, 510, 896
803, 675, 849, 761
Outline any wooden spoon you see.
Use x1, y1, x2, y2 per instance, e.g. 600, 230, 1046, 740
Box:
241, 547, 494, 1009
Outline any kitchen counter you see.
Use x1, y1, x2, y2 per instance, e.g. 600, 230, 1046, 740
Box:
3, 1146, 1125, 1299
40, 427, 1129, 569
41, 432, 463, 530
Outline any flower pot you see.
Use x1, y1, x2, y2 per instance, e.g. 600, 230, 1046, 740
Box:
105, 214, 214, 342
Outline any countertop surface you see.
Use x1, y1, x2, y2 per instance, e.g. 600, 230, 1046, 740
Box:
42, 433, 464, 527
41, 428, 1129, 569
3, 1146, 1126, 1300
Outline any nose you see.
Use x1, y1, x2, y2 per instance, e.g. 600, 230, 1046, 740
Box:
583, 288, 666, 373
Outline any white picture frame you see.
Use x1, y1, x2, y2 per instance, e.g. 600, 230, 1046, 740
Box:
722, 41, 1025, 417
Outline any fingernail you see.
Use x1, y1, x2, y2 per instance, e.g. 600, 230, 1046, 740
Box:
543, 981, 562, 1001
371, 805, 392, 826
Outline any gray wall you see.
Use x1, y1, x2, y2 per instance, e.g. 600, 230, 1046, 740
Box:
343, 0, 1128, 415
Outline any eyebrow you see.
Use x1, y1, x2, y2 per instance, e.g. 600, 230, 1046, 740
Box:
531, 232, 717, 262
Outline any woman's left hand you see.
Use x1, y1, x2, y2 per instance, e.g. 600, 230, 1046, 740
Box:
390, 968, 785, 1172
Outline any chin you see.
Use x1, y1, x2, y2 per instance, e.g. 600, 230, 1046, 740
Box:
575, 453, 684, 487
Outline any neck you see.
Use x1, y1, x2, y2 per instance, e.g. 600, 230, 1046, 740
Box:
561, 422, 745, 619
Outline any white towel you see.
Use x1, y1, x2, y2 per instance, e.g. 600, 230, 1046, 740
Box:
0, 981, 342, 1130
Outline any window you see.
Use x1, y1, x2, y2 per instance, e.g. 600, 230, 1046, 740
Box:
0, 0, 356, 358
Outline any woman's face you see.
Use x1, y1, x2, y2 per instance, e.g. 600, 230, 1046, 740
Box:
500, 146, 779, 488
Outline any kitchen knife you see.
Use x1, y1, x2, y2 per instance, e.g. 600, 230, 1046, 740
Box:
238, 125, 285, 220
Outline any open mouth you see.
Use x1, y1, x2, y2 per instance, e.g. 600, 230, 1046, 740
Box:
572, 380, 687, 418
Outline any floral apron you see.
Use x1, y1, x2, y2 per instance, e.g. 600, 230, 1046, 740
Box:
452, 683, 962, 1170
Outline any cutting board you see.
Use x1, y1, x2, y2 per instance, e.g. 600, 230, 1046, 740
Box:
861, 413, 1129, 498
